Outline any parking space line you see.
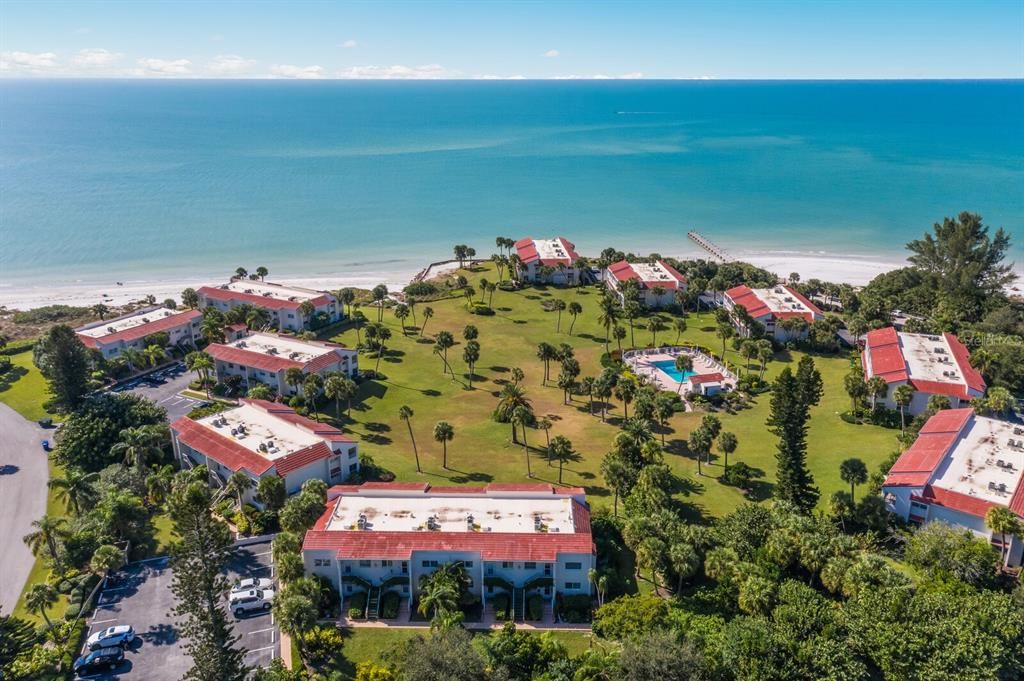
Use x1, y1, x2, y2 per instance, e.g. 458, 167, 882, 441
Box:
91, 618, 119, 625
250, 551, 272, 557
101, 585, 133, 592
246, 645, 277, 654
247, 627, 275, 635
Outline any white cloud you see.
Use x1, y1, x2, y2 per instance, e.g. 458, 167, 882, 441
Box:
543, 49, 560, 58
340, 40, 358, 48
335, 63, 449, 79
72, 48, 122, 68
208, 55, 256, 75
0, 50, 59, 73
270, 63, 325, 79
136, 58, 192, 75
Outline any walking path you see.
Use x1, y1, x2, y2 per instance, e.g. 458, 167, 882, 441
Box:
0, 403, 49, 614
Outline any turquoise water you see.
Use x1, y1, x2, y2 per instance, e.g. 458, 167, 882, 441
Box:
1, 80, 1021, 287
652, 359, 697, 383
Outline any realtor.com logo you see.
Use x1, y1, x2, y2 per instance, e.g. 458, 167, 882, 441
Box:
957, 332, 1024, 349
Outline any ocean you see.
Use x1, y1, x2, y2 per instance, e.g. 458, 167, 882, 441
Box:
1, 79, 1022, 296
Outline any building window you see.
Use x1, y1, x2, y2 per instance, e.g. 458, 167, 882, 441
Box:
359, 560, 371, 567
346, 585, 352, 593
348, 449, 357, 459
524, 562, 536, 570
463, 561, 473, 568
349, 463, 358, 473
382, 560, 393, 567
502, 561, 513, 569
422, 560, 439, 568
564, 562, 582, 570
564, 582, 581, 590
343, 566, 351, 574
403, 585, 409, 593
314, 558, 331, 567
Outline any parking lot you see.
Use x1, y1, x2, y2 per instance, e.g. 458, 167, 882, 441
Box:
82, 538, 278, 679
113, 362, 204, 421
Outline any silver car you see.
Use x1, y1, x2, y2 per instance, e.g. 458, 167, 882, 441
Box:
230, 577, 273, 595
229, 588, 275, 617
86, 624, 135, 650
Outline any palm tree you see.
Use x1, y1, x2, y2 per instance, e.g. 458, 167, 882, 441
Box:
434, 331, 455, 375
985, 506, 1021, 567
246, 307, 272, 330
25, 583, 57, 630
867, 376, 889, 410
281, 368, 303, 398
417, 574, 460, 620
111, 425, 165, 471
463, 340, 480, 389
636, 536, 665, 592
538, 417, 553, 464
200, 312, 225, 343
601, 452, 632, 516
256, 266, 269, 281
420, 306, 434, 336
121, 347, 145, 373
145, 465, 175, 506
839, 458, 868, 499
551, 299, 567, 332
738, 340, 758, 376
235, 267, 248, 280
48, 467, 99, 515
304, 373, 324, 421
674, 355, 693, 394
512, 406, 533, 478
23, 514, 68, 564
673, 317, 688, 344
669, 542, 700, 594
647, 315, 666, 347
894, 384, 915, 434
716, 321, 734, 360
579, 377, 596, 416
495, 383, 532, 443
598, 298, 620, 353
718, 432, 738, 472
374, 326, 392, 374
549, 435, 574, 484
297, 300, 316, 329
623, 300, 641, 348
433, 421, 455, 469
536, 342, 557, 383
91, 303, 109, 320
394, 304, 410, 335
186, 350, 215, 398
613, 325, 627, 353
756, 340, 774, 380
144, 344, 166, 368
613, 377, 637, 419
399, 405, 420, 473
223, 471, 253, 509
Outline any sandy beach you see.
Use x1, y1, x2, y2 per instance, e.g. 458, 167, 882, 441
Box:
0, 252, 918, 312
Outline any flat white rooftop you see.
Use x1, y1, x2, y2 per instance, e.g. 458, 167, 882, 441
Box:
629, 261, 678, 284
900, 333, 965, 385
221, 280, 324, 302
228, 332, 335, 364
533, 238, 574, 263
198, 403, 320, 460
77, 307, 185, 338
752, 286, 815, 315
931, 416, 1024, 506
327, 494, 576, 534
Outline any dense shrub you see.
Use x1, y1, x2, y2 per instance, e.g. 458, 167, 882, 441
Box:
404, 281, 441, 298
0, 356, 11, 375
13, 305, 91, 324
381, 590, 401, 619
300, 625, 346, 669
720, 462, 757, 488
491, 592, 511, 620
0, 338, 36, 355
54, 392, 167, 471
557, 594, 593, 624
468, 302, 494, 316
527, 594, 544, 621
348, 590, 367, 619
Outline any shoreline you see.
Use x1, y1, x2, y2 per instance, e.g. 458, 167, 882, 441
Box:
0, 251, 918, 312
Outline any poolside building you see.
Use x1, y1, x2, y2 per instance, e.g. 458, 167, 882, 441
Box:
197, 280, 341, 332
75, 306, 202, 360
170, 399, 359, 503
625, 347, 735, 396
302, 483, 595, 621
514, 237, 583, 285
722, 284, 823, 342
862, 328, 985, 415
204, 332, 358, 397
605, 260, 687, 308
882, 409, 1024, 566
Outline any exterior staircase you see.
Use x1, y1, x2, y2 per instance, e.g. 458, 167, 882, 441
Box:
367, 585, 381, 620
513, 587, 526, 622
542, 599, 555, 624
396, 596, 411, 622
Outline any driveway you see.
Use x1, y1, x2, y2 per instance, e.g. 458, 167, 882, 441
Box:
0, 403, 49, 613
83, 539, 278, 680
116, 364, 203, 422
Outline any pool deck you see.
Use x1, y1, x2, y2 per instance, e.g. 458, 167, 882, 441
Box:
625, 347, 736, 394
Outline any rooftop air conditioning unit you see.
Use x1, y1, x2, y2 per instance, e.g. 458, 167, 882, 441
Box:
141, 318, 149, 323
107, 327, 116, 333
220, 284, 229, 289
263, 292, 272, 297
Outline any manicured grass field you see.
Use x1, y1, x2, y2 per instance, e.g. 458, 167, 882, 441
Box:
0, 349, 53, 422
324, 262, 900, 521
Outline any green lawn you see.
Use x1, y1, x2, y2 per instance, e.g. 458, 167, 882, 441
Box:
322, 262, 900, 522
0, 349, 53, 422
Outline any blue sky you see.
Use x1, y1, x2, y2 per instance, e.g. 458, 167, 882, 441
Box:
1, 0, 1022, 79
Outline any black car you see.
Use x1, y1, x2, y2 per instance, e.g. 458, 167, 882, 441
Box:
73, 646, 124, 676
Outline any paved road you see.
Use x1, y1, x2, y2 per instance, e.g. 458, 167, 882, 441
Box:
116, 365, 202, 422
0, 403, 49, 614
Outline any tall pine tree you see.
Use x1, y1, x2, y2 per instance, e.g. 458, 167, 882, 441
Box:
767, 362, 821, 513
168, 480, 247, 681
33, 325, 91, 412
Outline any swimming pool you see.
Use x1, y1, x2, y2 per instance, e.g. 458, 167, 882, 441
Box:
651, 359, 697, 383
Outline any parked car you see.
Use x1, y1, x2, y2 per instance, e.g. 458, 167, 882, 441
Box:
73, 646, 124, 676
41, 440, 50, 452
229, 588, 275, 617
231, 577, 273, 595
86, 624, 135, 650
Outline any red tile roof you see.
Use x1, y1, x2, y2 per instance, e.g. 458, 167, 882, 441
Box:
275, 441, 335, 476
199, 285, 333, 311
724, 285, 821, 322
863, 327, 909, 383
205, 339, 355, 376
607, 260, 686, 290
514, 237, 580, 267
944, 333, 986, 393
912, 485, 1005, 520
243, 399, 354, 443
76, 309, 200, 349
303, 500, 594, 561
883, 408, 972, 487
689, 372, 725, 385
